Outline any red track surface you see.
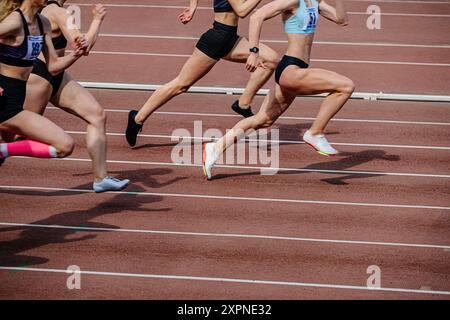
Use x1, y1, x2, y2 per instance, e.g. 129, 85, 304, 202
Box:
1, 0, 450, 299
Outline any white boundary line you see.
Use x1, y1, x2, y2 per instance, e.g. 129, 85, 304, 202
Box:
1, 185, 449, 211
1, 266, 449, 296
79, 82, 450, 103
64, 130, 450, 152
72, 2, 450, 17
47, 106, 450, 127
99, 33, 450, 49
82, 50, 450, 67
12, 155, 450, 179
1, 222, 449, 250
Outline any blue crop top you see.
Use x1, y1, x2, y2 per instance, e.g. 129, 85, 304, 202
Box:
214, 0, 233, 13
284, 0, 319, 35
0, 9, 45, 67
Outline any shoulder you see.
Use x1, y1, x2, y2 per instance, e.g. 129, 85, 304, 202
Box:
38, 14, 52, 33
2, 11, 23, 30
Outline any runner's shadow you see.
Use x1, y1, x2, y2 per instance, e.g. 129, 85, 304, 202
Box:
132, 141, 178, 150
0, 168, 185, 267
212, 150, 400, 185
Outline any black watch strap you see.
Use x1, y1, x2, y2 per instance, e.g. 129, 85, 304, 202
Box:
249, 47, 259, 54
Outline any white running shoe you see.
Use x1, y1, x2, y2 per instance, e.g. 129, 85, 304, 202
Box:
93, 176, 130, 193
202, 142, 219, 180
303, 130, 339, 156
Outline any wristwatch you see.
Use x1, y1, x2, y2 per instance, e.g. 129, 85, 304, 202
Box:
249, 47, 259, 54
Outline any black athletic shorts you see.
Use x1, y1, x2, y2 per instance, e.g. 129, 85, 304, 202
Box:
0, 74, 26, 123
196, 21, 240, 60
31, 58, 65, 97
275, 55, 309, 85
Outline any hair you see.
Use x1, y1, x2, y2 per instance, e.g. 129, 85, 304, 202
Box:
0, 0, 23, 22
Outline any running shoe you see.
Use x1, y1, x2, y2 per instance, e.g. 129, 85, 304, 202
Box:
303, 130, 339, 156
125, 110, 142, 147
93, 176, 130, 193
0, 157, 5, 167
202, 142, 218, 180
231, 100, 254, 118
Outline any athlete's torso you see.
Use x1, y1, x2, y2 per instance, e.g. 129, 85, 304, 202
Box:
0, 9, 45, 81
282, 0, 320, 64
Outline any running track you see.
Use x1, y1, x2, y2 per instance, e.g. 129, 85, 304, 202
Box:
0, 0, 449, 299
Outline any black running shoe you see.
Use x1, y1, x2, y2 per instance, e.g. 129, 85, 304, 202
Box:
125, 110, 142, 147
231, 100, 254, 118
0, 158, 5, 167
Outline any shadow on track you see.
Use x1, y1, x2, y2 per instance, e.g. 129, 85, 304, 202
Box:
212, 149, 400, 185
0, 168, 186, 267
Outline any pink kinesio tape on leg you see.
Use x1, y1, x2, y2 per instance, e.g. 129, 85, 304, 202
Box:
1, 140, 57, 158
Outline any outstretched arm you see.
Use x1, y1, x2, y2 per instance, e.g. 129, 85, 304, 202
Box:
49, 3, 107, 53
179, 0, 198, 24
246, 0, 298, 72
41, 17, 87, 75
228, 0, 264, 18
319, 0, 348, 26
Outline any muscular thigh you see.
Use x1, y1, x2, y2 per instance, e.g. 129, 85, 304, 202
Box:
51, 73, 103, 122
0, 110, 69, 146
280, 67, 351, 95
24, 74, 53, 115
176, 49, 217, 86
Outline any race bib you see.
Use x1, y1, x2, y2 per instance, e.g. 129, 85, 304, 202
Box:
24, 35, 44, 60
302, 7, 318, 32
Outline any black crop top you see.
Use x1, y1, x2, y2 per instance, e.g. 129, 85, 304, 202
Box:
46, 1, 68, 50
214, 0, 233, 13
0, 9, 45, 67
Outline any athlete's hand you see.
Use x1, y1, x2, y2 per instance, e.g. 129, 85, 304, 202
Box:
73, 35, 89, 56
246, 53, 267, 72
178, 8, 195, 24
92, 4, 107, 21
0, 86, 3, 97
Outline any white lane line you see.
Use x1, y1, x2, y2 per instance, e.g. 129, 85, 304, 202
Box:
63, 130, 450, 151
99, 33, 450, 49
0, 266, 449, 296
48, 107, 450, 127
1, 185, 449, 211
80, 81, 450, 102
1, 222, 449, 250
12, 155, 450, 180
72, 3, 450, 17
82, 50, 450, 67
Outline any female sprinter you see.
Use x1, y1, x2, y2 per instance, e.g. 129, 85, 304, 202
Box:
202, 0, 355, 180
23, 1, 129, 193
125, 0, 280, 147
0, 0, 86, 168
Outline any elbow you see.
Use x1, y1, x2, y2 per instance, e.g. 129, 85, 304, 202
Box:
48, 65, 61, 76
249, 10, 264, 24
236, 10, 248, 18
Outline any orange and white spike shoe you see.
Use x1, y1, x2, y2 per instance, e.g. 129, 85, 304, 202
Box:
303, 130, 339, 156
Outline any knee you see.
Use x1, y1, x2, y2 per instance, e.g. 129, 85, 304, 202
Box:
340, 78, 356, 96
55, 135, 75, 158
264, 51, 280, 70
88, 106, 107, 128
255, 114, 275, 129
170, 78, 191, 95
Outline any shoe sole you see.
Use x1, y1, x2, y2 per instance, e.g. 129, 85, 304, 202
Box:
304, 141, 338, 157
202, 143, 211, 181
